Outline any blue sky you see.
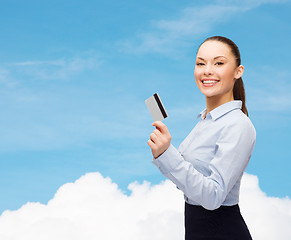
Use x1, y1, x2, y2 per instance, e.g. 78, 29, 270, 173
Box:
0, 0, 290, 214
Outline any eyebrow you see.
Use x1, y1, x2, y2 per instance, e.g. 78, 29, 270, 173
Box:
197, 56, 228, 60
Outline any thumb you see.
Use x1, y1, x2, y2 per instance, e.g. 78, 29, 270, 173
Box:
152, 121, 168, 134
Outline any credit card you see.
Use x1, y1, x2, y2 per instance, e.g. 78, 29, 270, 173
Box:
145, 93, 168, 121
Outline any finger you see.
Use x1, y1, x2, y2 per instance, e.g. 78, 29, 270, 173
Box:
147, 139, 155, 148
150, 132, 158, 143
152, 121, 168, 134
153, 129, 162, 137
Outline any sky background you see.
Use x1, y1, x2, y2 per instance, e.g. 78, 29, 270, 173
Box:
0, 0, 291, 219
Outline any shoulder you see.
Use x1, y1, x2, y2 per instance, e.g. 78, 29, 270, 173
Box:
221, 109, 256, 139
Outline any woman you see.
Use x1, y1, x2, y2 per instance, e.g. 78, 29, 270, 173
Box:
147, 36, 255, 239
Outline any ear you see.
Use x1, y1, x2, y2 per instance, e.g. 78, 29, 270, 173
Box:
234, 65, 244, 79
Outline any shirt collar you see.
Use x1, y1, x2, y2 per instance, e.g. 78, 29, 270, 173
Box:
197, 100, 242, 120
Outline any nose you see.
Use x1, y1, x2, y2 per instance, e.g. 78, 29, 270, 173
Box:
204, 64, 213, 76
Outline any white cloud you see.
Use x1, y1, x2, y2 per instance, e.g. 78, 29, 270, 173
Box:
7, 52, 102, 80
0, 172, 184, 240
0, 54, 150, 152
218, 0, 287, 9
0, 172, 290, 240
119, 5, 239, 56
119, 0, 286, 55
0, 67, 19, 88
240, 174, 291, 240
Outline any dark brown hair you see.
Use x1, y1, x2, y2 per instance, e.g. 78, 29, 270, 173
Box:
200, 36, 248, 116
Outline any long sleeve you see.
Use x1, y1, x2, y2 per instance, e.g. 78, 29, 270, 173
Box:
153, 117, 256, 210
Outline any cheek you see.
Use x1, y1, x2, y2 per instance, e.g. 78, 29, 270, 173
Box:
219, 69, 236, 90
194, 69, 200, 86
218, 68, 235, 81
194, 68, 200, 80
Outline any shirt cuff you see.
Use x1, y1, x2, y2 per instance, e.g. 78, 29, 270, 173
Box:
152, 144, 184, 175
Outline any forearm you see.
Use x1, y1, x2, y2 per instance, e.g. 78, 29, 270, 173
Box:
153, 144, 227, 210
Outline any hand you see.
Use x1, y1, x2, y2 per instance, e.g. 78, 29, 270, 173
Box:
147, 121, 171, 159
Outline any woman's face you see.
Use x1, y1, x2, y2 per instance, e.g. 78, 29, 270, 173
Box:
194, 40, 243, 100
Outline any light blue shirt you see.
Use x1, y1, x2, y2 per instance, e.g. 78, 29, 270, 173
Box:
153, 100, 256, 210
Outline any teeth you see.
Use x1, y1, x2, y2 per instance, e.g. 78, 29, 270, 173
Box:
203, 80, 218, 84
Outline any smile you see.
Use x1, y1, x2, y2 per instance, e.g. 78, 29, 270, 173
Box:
201, 79, 220, 87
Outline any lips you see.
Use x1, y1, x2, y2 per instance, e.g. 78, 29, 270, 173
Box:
201, 79, 220, 87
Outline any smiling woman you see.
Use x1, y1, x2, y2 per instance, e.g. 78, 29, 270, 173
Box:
195, 36, 246, 116
147, 36, 255, 240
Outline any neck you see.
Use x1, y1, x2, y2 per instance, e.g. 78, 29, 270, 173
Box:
205, 93, 234, 114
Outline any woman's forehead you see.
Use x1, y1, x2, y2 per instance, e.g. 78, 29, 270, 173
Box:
197, 40, 232, 59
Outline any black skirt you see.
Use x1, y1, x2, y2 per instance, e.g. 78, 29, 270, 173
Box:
185, 202, 252, 240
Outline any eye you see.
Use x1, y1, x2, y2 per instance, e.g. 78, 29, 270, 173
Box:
196, 62, 205, 66
215, 62, 224, 66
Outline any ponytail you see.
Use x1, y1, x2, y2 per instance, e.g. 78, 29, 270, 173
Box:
233, 77, 248, 116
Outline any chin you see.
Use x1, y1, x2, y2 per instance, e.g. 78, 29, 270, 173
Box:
200, 90, 218, 98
